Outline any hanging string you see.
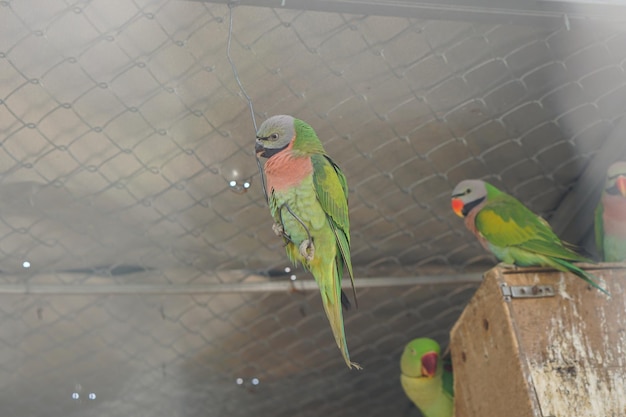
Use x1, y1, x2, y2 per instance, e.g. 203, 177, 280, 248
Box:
226, 4, 269, 204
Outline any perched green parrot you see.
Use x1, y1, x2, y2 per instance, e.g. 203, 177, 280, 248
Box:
595, 161, 626, 262
400, 338, 453, 417
255, 115, 359, 369
451, 179, 608, 295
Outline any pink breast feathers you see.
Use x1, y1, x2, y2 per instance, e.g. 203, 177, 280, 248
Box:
264, 142, 314, 192
603, 194, 626, 237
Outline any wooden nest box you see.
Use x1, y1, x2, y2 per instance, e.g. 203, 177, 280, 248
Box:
450, 264, 626, 417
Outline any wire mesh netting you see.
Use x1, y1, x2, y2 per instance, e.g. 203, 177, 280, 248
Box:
2, 0, 626, 416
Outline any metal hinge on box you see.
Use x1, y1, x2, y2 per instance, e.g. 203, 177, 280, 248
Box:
500, 283, 555, 300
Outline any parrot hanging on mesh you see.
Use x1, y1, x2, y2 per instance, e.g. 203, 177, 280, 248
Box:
255, 115, 359, 369
451, 179, 608, 295
400, 338, 454, 417
595, 161, 626, 262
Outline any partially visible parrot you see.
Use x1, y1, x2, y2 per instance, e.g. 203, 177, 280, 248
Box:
595, 161, 626, 262
255, 115, 359, 369
400, 338, 453, 417
451, 179, 608, 295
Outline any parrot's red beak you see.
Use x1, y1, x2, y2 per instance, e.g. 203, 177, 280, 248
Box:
451, 198, 464, 218
616, 175, 626, 197
421, 352, 438, 378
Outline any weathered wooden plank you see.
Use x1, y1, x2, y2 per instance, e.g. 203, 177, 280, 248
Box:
451, 266, 541, 417
451, 263, 626, 417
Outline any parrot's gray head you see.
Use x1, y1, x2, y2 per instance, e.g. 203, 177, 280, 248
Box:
451, 179, 487, 218
605, 161, 626, 197
255, 115, 296, 159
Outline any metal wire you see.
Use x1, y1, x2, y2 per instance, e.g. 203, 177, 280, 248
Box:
226, 3, 270, 204
226, 4, 257, 132
0, 274, 483, 294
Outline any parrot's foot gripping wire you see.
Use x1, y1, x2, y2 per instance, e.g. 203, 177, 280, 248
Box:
299, 239, 314, 262
272, 222, 284, 237
272, 222, 292, 247
278, 203, 315, 261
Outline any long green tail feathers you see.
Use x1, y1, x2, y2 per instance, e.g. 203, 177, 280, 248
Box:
319, 260, 361, 370
550, 258, 610, 296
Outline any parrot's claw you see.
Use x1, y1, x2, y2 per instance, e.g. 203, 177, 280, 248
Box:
272, 222, 284, 237
349, 362, 363, 370
299, 239, 315, 262
497, 262, 518, 270
272, 222, 292, 246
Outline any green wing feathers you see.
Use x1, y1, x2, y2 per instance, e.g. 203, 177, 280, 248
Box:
476, 197, 552, 246
476, 194, 608, 295
311, 154, 356, 301
311, 155, 350, 230
442, 357, 454, 399
476, 196, 589, 261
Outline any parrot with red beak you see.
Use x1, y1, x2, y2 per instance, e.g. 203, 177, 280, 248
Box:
400, 338, 453, 417
451, 179, 608, 295
595, 161, 626, 262
255, 115, 359, 369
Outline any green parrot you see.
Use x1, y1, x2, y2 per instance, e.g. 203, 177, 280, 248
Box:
595, 161, 626, 262
400, 338, 454, 417
255, 115, 359, 369
451, 179, 608, 295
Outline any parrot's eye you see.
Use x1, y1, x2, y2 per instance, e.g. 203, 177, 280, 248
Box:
270, 133, 279, 140
410, 349, 416, 356
465, 188, 471, 194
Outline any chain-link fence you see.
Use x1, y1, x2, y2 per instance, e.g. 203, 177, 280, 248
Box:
2, 0, 626, 416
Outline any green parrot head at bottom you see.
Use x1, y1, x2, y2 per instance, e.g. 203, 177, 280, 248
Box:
401, 337, 442, 378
